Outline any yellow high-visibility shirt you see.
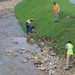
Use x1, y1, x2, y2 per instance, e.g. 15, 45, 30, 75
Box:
26, 19, 31, 24
66, 43, 73, 55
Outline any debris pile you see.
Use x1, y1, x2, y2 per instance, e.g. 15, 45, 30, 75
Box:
4, 37, 75, 75
22, 46, 75, 75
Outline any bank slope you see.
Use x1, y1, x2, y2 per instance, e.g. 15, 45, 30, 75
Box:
15, 0, 75, 54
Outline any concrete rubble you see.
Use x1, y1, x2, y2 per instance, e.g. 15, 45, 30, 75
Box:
20, 47, 75, 75
4, 37, 75, 75
21, 38, 75, 75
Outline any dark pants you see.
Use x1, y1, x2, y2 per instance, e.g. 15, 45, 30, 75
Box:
26, 22, 32, 33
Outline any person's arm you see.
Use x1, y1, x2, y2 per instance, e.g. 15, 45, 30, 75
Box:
65, 44, 68, 51
58, 5, 60, 12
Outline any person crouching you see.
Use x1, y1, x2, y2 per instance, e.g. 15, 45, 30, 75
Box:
26, 18, 34, 33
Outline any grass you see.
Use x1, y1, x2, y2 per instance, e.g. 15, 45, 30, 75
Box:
14, 0, 75, 54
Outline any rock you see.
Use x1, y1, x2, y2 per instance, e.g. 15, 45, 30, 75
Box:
34, 56, 38, 59
37, 64, 44, 68
26, 36, 34, 44
40, 48, 44, 52
49, 70, 55, 75
13, 41, 18, 44
6, 53, 12, 56
5, 49, 18, 57
5, 49, 16, 53
33, 59, 42, 65
38, 53, 42, 58
25, 50, 30, 53
28, 56, 35, 59
22, 58, 28, 63
5, 50, 14, 53
42, 51, 48, 56
39, 73, 44, 75
48, 47, 53, 51
12, 53, 18, 57
43, 58, 49, 62
50, 53, 56, 56
20, 48, 26, 50
29, 50, 37, 56
37, 66, 45, 71
41, 42, 45, 45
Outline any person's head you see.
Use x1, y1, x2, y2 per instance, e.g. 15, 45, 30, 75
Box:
68, 41, 71, 43
54, 2, 56, 5
30, 18, 34, 22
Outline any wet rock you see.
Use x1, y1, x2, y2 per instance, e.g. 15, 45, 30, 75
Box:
13, 41, 18, 44
19, 51, 23, 54
5, 49, 16, 53
12, 53, 18, 57
22, 58, 28, 63
5, 49, 18, 57
6, 52, 18, 57
20, 48, 26, 50
17, 50, 23, 54
29, 50, 37, 56
26, 35, 34, 44
25, 50, 30, 53
6, 53, 12, 56
28, 56, 35, 60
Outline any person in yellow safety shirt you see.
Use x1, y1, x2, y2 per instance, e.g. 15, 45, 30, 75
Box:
65, 41, 73, 71
53, 2, 60, 22
26, 18, 34, 33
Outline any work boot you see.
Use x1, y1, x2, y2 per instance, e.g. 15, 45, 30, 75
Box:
69, 66, 73, 68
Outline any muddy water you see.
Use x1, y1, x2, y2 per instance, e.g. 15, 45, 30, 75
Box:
0, 10, 48, 75
70, 0, 75, 4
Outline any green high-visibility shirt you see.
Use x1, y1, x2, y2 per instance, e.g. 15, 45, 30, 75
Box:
66, 43, 73, 55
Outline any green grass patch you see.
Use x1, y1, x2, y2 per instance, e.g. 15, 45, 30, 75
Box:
14, 0, 75, 54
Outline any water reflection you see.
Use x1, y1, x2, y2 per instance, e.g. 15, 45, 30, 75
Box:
70, 0, 75, 4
